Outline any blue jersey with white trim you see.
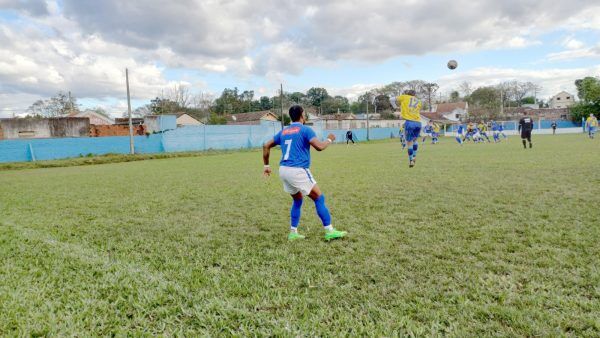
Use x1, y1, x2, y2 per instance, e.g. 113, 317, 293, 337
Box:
273, 122, 317, 168
457, 125, 464, 133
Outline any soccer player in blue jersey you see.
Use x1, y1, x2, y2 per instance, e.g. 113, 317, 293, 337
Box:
422, 121, 433, 143
399, 124, 406, 149
498, 123, 507, 139
491, 121, 501, 143
455, 123, 465, 145
262, 105, 347, 241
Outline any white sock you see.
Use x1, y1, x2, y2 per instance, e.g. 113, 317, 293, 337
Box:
324, 225, 333, 232
290, 227, 298, 233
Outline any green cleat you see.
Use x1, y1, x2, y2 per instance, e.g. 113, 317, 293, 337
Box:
324, 229, 347, 241
288, 232, 306, 241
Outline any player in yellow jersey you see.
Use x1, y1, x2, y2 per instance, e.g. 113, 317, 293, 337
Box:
390, 90, 422, 167
432, 123, 441, 144
586, 113, 598, 139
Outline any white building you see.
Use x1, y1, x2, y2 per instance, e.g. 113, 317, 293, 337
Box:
67, 110, 114, 125
434, 102, 468, 121
176, 113, 203, 126
549, 91, 575, 109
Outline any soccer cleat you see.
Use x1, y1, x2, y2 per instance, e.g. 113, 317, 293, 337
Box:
324, 229, 347, 241
288, 232, 306, 241
409, 159, 416, 168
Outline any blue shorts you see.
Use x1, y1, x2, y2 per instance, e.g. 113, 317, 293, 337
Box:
404, 120, 422, 142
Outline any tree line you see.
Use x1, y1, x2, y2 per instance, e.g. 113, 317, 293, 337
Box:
23, 77, 599, 124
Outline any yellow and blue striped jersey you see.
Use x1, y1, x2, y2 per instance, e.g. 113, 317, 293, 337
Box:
392, 94, 422, 122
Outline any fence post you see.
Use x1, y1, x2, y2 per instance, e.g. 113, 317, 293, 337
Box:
247, 125, 252, 148
28, 143, 36, 162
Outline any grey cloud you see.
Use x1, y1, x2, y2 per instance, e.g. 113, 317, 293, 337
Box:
58, 0, 600, 75
0, 0, 48, 16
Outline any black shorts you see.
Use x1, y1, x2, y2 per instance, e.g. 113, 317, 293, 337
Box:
521, 130, 532, 139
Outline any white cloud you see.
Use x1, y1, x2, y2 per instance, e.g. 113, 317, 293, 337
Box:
563, 37, 585, 50
329, 84, 383, 101
1, 0, 600, 111
437, 65, 600, 99
547, 44, 600, 61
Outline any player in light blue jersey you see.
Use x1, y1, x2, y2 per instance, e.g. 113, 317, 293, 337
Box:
491, 121, 501, 143
498, 123, 507, 139
455, 124, 464, 145
422, 122, 433, 143
263, 105, 347, 241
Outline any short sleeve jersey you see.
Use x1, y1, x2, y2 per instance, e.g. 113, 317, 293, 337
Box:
390, 94, 422, 122
273, 122, 317, 168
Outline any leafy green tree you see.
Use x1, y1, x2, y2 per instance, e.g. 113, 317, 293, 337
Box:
306, 87, 329, 112
468, 86, 500, 108
450, 91, 460, 102
289, 92, 306, 104
259, 96, 273, 110
207, 112, 227, 125
373, 94, 392, 112
521, 96, 535, 105
575, 77, 600, 104
321, 96, 350, 114
571, 77, 600, 122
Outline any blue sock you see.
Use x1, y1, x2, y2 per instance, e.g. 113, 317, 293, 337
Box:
455, 136, 462, 144
407, 148, 414, 160
314, 195, 332, 227
412, 142, 418, 158
290, 198, 303, 228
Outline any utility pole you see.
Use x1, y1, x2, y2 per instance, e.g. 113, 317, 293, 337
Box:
126, 68, 134, 154
68, 91, 74, 115
280, 83, 284, 130
366, 93, 370, 141
500, 89, 504, 117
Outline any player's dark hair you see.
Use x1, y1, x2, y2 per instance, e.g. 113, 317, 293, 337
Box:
289, 105, 304, 122
404, 89, 416, 96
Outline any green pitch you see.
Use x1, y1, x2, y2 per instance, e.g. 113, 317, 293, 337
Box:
1, 134, 598, 336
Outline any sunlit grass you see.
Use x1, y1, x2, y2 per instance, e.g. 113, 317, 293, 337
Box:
1, 134, 598, 336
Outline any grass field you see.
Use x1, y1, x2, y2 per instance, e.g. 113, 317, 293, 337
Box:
1, 134, 599, 336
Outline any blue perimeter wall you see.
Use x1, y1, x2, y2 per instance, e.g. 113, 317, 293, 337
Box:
0, 119, 584, 163
0, 122, 400, 163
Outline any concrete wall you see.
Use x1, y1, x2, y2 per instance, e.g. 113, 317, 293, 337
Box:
144, 115, 177, 133
0, 118, 89, 139
0, 122, 396, 163
314, 119, 402, 130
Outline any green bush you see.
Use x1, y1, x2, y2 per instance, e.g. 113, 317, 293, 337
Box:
570, 103, 600, 122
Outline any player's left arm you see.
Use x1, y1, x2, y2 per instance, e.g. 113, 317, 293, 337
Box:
310, 133, 336, 151
262, 139, 276, 176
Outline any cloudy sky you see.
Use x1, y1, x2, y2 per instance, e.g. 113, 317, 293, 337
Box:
1, 0, 599, 117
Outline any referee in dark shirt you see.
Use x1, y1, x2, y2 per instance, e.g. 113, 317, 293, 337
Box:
518, 112, 534, 149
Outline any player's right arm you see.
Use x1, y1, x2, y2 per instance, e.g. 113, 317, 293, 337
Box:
310, 133, 336, 151
262, 139, 276, 176
518, 118, 523, 132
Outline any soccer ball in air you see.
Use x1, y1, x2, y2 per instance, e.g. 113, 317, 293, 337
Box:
447, 60, 458, 70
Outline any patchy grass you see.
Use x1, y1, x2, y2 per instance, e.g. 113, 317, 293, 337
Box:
0, 134, 599, 336
0, 149, 255, 171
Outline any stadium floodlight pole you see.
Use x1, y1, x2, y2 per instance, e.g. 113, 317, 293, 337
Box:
126, 68, 134, 154
280, 83, 284, 130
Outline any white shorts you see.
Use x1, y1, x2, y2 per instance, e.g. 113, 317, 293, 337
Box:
279, 166, 317, 196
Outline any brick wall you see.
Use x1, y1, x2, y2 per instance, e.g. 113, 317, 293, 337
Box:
90, 124, 146, 137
